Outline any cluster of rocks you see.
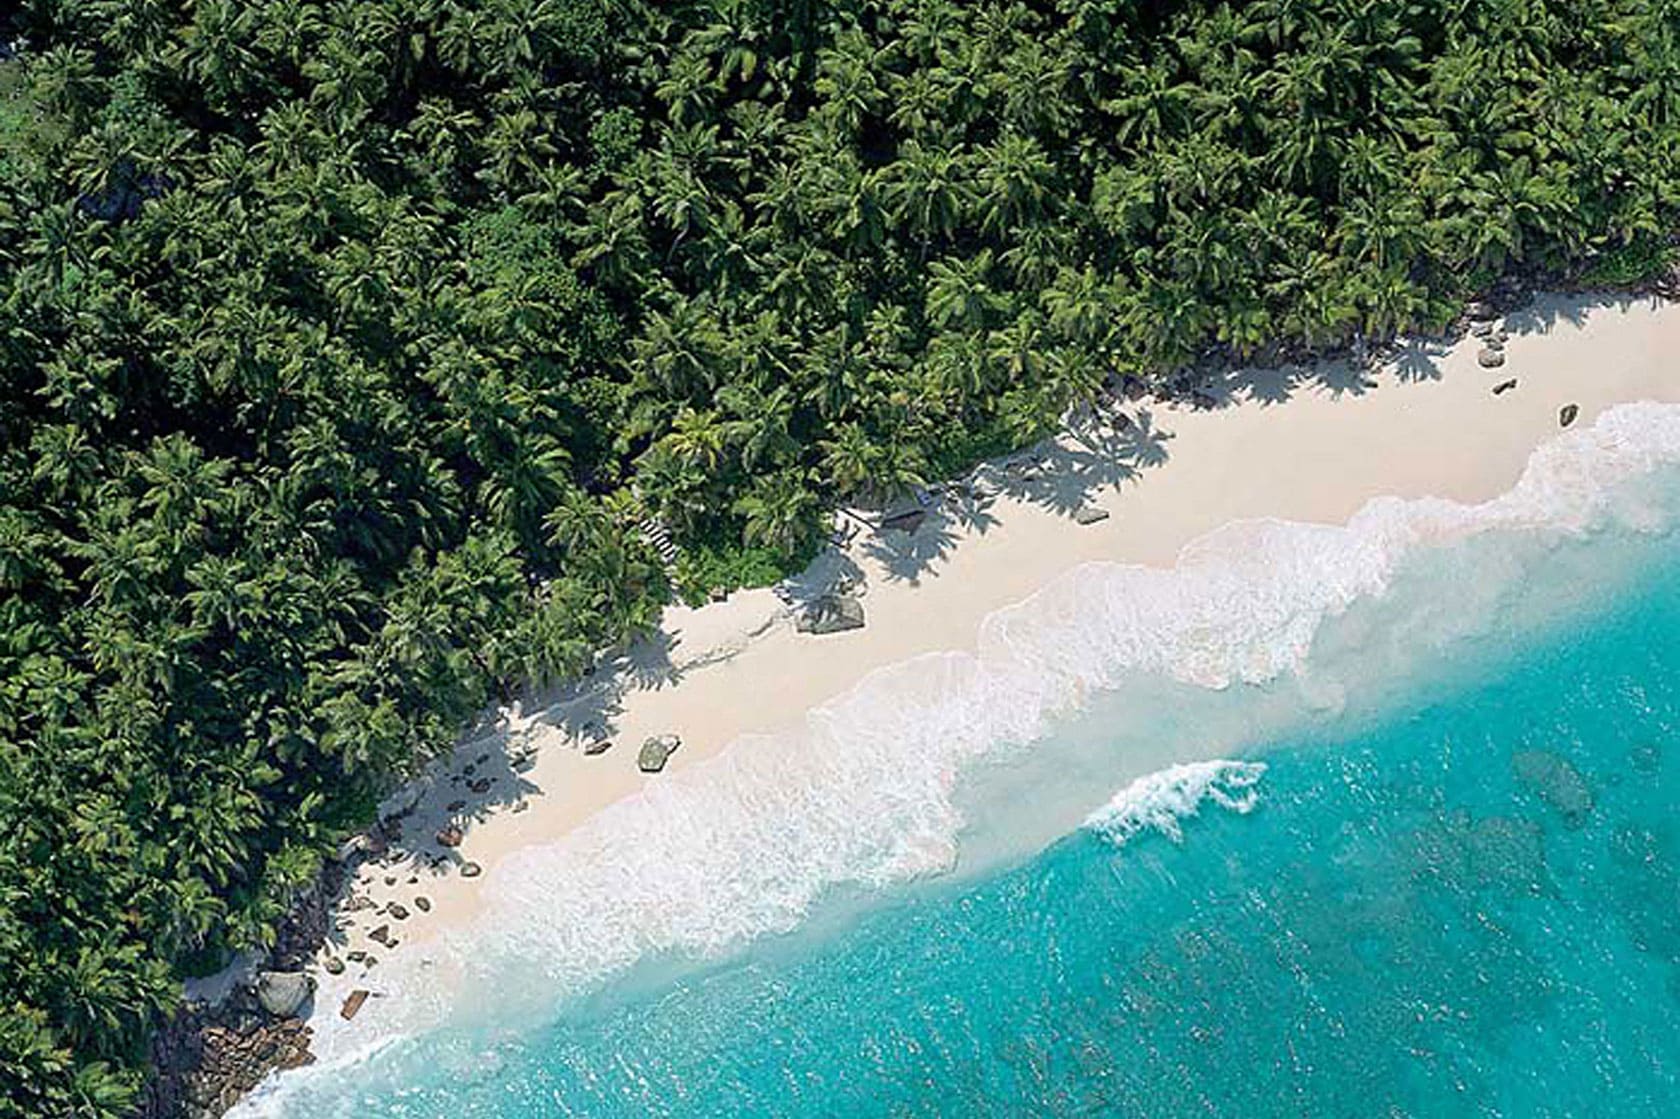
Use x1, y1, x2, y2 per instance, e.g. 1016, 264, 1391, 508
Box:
138, 994, 315, 1119
136, 967, 319, 1119
1469, 301, 1512, 370
136, 830, 377, 1115
1465, 294, 1582, 429
141, 704, 653, 1114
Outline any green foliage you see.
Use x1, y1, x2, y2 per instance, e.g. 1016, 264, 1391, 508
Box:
674, 533, 822, 607
1579, 239, 1679, 288
3, 0, 1680, 1114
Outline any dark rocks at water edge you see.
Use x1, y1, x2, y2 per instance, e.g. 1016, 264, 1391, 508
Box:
638, 733, 682, 773
1560, 402, 1580, 428
584, 736, 614, 755
796, 592, 865, 635
1492, 378, 1518, 396
136, 853, 348, 1115
134, 990, 314, 1119
1073, 504, 1110, 526
460, 860, 483, 878
414, 895, 432, 911
1477, 347, 1506, 368
1511, 749, 1595, 828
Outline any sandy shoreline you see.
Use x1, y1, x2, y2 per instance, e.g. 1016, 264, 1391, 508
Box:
283, 291, 1680, 1047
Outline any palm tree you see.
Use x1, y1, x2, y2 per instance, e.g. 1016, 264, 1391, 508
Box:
926, 250, 1003, 331
973, 133, 1055, 234
882, 139, 973, 246
630, 297, 724, 398
663, 407, 728, 471
735, 469, 820, 554
1042, 265, 1114, 348
813, 31, 883, 136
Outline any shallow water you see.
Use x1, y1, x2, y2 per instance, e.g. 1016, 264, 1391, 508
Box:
246, 406, 1680, 1117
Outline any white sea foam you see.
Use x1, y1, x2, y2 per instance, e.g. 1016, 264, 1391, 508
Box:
1083, 760, 1268, 845
457, 405, 1680, 1001
264, 401, 1680, 1089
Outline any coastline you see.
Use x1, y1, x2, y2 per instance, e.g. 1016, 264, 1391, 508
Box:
253, 290, 1680, 1082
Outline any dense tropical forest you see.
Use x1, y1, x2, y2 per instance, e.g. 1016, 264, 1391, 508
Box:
3, 0, 1679, 1112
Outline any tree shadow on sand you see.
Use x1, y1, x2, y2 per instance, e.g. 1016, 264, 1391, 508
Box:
862, 513, 966, 584
1503, 291, 1662, 338
1385, 339, 1450, 384
859, 406, 1175, 584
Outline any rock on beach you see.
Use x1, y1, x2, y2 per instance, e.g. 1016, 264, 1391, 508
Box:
796, 593, 865, 635
254, 971, 314, 1019
638, 734, 682, 772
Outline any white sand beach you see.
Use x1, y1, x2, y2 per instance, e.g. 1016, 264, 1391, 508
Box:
294, 292, 1680, 1044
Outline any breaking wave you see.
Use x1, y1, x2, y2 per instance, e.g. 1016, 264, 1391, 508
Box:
1084, 760, 1268, 845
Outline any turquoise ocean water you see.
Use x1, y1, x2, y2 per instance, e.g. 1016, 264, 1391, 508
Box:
249, 406, 1680, 1118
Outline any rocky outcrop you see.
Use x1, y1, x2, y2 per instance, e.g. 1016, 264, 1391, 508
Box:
638, 734, 681, 773
254, 971, 313, 1018
1073, 505, 1110, 525
137, 988, 314, 1119
1477, 347, 1506, 368
1560, 403, 1580, 428
1492, 378, 1518, 395
796, 593, 865, 635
